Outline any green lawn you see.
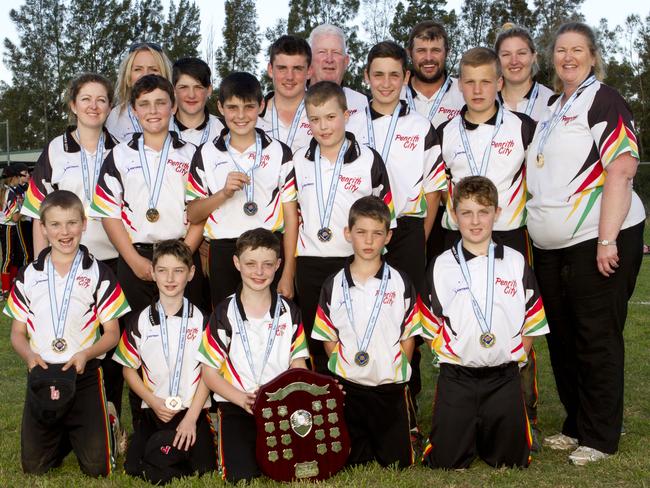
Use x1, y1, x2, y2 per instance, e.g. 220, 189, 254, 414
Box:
1, 253, 650, 487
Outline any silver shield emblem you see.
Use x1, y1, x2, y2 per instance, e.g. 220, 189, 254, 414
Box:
290, 409, 313, 438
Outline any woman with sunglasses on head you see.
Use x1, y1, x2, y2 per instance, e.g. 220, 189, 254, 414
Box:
106, 42, 173, 142
495, 24, 554, 122
21, 73, 127, 446
526, 22, 645, 465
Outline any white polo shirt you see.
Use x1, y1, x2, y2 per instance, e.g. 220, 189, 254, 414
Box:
89, 132, 195, 244
257, 92, 313, 153
498, 82, 554, 122
367, 101, 441, 218
526, 80, 645, 250
400, 76, 465, 129
422, 242, 549, 367
113, 301, 210, 410
311, 260, 420, 386
22, 127, 119, 260
2, 245, 130, 364
344, 87, 370, 145
106, 105, 176, 143
173, 110, 224, 147
293, 133, 395, 257
196, 293, 309, 400
438, 105, 536, 231
186, 128, 295, 240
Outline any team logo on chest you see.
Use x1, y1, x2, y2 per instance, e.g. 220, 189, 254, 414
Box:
395, 134, 419, 151
76, 276, 91, 288
167, 159, 189, 175
439, 107, 460, 120
338, 175, 362, 193
491, 139, 515, 156
562, 115, 578, 125
495, 277, 517, 297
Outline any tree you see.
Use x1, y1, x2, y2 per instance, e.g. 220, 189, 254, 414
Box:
3, 0, 68, 146
162, 0, 201, 61
487, 0, 537, 46
260, 18, 289, 92
215, 0, 261, 80
64, 0, 133, 80
362, 0, 397, 44
459, 0, 494, 50
389, 0, 449, 48
131, 0, 165, 43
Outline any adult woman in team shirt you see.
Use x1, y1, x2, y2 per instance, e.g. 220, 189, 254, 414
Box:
106, 42, 173, 142
525, 22, 645, 465
495, 24, 553, 121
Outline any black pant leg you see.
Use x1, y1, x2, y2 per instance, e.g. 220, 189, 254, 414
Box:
217, 402, 260, 483
208, 239, 240, 309
425, 205, 446, 266
189, 410, 218, 475
295, 256, 347, 373
477, 365, 530, 468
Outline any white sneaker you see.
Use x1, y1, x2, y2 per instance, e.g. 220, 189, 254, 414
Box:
569, 446, 610, 465
543, 433, 579, 450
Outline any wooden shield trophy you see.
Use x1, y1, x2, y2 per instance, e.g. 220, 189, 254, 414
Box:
252, 368, 350, 481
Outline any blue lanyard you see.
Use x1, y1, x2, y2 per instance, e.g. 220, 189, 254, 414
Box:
341, 264, 390, 354
271, 100, 304, 148
174, 118, 211, 146
76, 130, 105, 205
225, 132, 262, 204
365, 103, 401, 163
314, 140, 349, 231
137, 134, 172, 211
157, 298, 189, 398
48, 251, 83, 340
537, 75, 596, 156
233, 295, 282, 386
454, 241, 495, 335
127, 105, 143, 133
458, 104, 504, 177
405, 76, 452, 121
523, 82, 540, 117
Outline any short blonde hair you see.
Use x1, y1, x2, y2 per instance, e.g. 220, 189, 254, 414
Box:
115, 45, 172, 113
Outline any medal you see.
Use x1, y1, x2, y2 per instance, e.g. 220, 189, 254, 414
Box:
480, 332, 496, 348
314, 140, 349, 246
52, 338, 67, 353
226, 132, 262, 217
454, 241, 496, 353
146, 208, 160, 222
157, 298, 189, 410
317, 227, 332, 242
48, 251, 83, 356
243, 201, 258, 216
138, 134, 171, 225
165, 396, 183, 411
354, 351, 370, 367
342, 263, 390, 369
536, 153, 544, 168
233, 294, 283, 387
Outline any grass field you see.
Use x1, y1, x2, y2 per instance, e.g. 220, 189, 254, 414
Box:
1, 243, 650, 487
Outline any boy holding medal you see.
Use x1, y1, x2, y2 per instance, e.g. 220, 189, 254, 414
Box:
294, 81, 394, 372
5, 190, 129, 476
172, 57, 224, 147
186, 72, 298, 307
257, 35, 313, 153
114, 239, 216, 484
421, 176, 548, 469
311, 196, 420, 468
197, 228, 309, 483
91, 74, 205, 315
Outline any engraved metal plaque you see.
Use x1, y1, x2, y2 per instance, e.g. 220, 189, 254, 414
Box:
314, 429, 325, 441
278, 405, 288, 417
269, 451, 279, 462
312, 400, 323, 412
281, 434, 292, 445
294, 460, 319, 479
326, 399, 337, 410
331, 442, 342, 453
317, 443, 327, 455
262, 408, 273, 419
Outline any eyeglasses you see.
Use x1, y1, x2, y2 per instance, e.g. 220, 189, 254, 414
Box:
129, 42, 163, 53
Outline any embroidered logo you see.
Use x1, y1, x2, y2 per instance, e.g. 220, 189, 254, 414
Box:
562, 115, 578, 126
339, 175, 362, 193
50, 386, 60, 400
439, 107, 461, 120
395, 134, 420, 151
491, 139, 515, 156
160, 445, 171, 455
167, 159, 189, 175
248, 152, 270, 168
495, 277, 517, 297
76, 276, 91, 288
186, 328, 199, 341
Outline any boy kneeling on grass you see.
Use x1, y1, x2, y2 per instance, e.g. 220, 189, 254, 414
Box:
422, 176, 548, 469
114, 239, 216, 484
197, 228, 309, 483
5, 190, 129, 477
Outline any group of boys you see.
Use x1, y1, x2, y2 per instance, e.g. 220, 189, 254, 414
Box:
5, 19, 550, 484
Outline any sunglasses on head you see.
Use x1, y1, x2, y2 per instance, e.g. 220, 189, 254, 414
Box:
129, 42, 163, 53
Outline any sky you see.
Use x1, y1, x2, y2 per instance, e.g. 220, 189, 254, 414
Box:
0, 0, 645, 84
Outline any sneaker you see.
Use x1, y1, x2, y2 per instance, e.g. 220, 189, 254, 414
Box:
530, 425, 542, 453
543, 433, 578, 450
568, 446, 610, 465
107, 401, 127, 456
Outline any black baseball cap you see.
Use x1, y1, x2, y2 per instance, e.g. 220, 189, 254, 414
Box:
27, 363, 77, 426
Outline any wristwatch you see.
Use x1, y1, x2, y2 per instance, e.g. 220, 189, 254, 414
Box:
597, 239, 617, 246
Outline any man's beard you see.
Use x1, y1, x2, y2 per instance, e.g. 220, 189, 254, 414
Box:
413, 64, 445, 84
